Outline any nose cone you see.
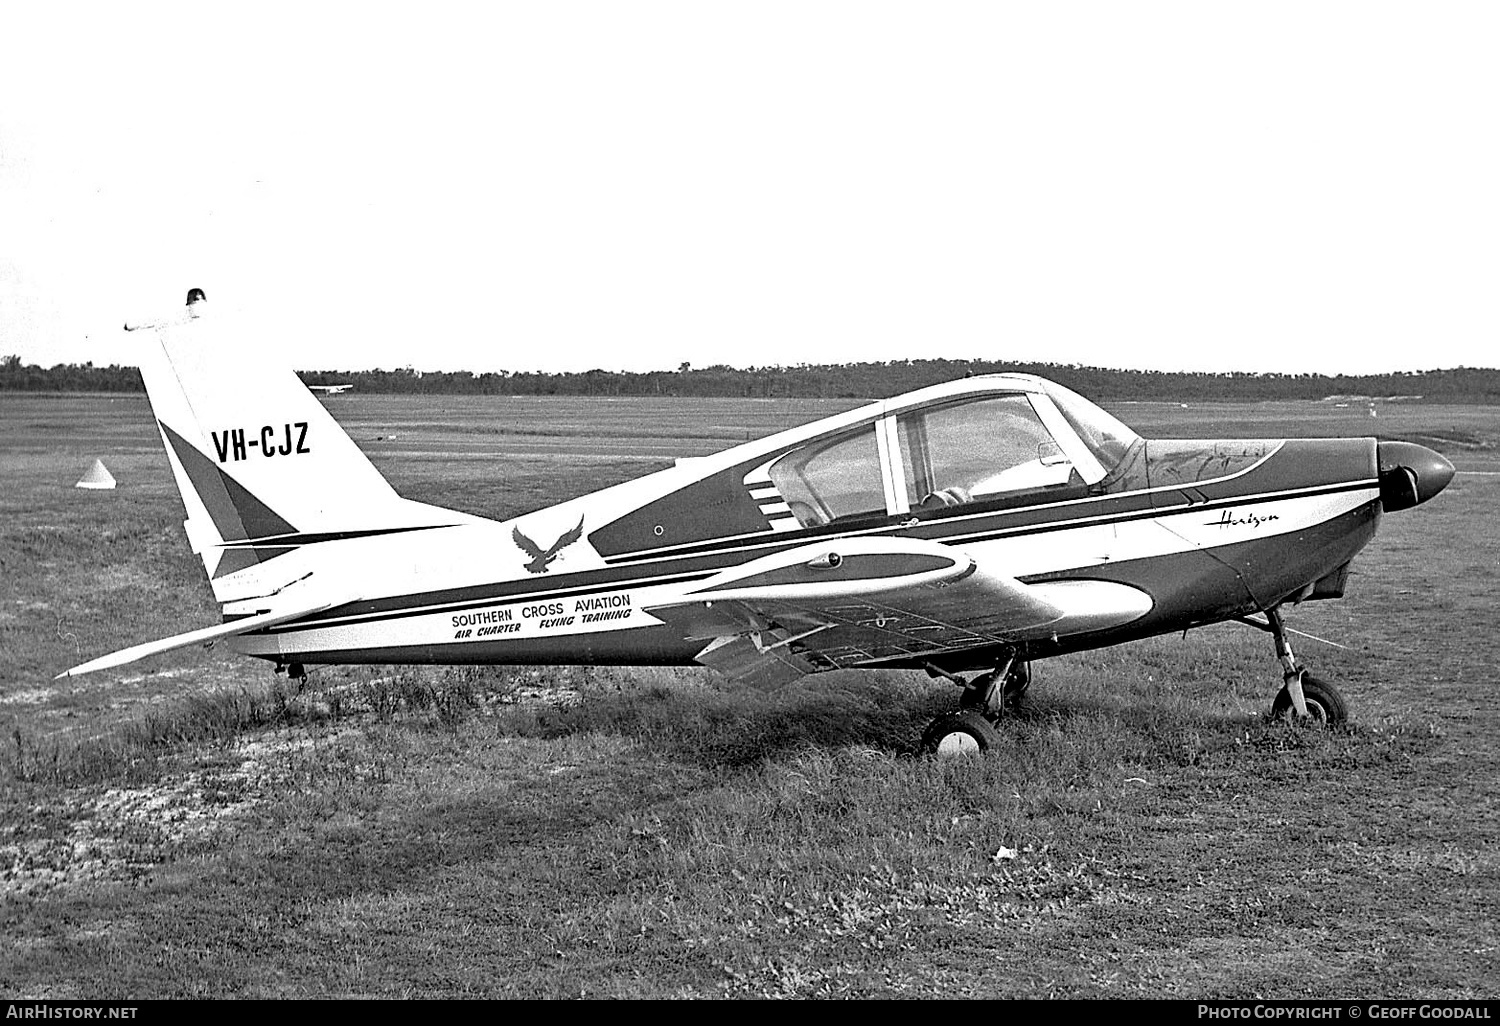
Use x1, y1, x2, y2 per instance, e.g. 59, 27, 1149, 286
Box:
1377, 441, 1456, 511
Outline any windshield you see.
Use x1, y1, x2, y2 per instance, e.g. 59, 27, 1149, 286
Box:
896, 395, 1081, 509
1041, 381, 1140, 471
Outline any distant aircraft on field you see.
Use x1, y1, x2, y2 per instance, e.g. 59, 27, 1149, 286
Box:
62, 289, 1455, 753
305, 384, 353, 396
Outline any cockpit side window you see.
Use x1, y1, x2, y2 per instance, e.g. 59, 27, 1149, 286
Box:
767, 427, 886, 527
897, 395, 1078, 510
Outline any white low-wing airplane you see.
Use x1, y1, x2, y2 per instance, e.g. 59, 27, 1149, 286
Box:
62, 291, 1455, 753
305, 383, 353, 395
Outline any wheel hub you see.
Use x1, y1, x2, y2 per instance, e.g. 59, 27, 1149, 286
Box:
935, 731, 982, 755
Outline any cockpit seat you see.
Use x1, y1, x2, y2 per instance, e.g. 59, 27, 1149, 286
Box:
918, 486, 971, 510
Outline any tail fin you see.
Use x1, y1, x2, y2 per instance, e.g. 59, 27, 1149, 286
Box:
136, 294, 468, 601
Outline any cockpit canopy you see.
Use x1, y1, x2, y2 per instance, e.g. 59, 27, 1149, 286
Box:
588, 374, 1145, 558
767, 375, 1141, 527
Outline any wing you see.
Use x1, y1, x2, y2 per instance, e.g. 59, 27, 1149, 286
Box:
643, 537, 1152, 690
511, 526, 546, 560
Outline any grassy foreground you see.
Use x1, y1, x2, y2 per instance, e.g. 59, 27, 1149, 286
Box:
1, 395, 1496, 998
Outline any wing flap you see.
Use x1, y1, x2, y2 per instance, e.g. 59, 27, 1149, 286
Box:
693, 634, 822, 690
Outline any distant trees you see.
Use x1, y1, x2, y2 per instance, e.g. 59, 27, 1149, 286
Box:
1, 355, 143, 392
5, 352, 1500, 403
297, 360, 1500, 402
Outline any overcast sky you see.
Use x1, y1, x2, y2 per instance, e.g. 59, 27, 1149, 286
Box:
2, 3, 1496, 376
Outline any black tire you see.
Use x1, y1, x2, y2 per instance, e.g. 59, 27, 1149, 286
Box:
922, 711, 1001, 755
1272, 671, 1348, 727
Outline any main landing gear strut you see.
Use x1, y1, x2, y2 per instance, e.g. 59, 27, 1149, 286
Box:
920, 653, 1031, 754
1236, 606, 1348, 727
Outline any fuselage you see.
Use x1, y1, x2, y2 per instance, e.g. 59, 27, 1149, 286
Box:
228, 375, 1451, 674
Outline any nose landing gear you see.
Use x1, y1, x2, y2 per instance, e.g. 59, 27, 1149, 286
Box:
1237, 606, 1348, 727
921, 654, 1031, 754
1270, 670, 1348, 726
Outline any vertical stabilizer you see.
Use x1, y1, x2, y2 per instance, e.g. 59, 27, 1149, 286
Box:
134, 290, 472, 597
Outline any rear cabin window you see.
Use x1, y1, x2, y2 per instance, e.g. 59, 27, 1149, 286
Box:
767, 428, 886, 527
897, 395, 1077, 510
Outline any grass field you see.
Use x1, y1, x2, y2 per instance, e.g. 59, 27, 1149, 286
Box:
1, 392, 1497, 998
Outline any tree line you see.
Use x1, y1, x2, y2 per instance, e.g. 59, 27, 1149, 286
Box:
4, 352, 1499, 403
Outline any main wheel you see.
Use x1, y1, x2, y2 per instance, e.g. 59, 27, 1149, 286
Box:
922, 711, 1001, 755
1272, 671, 1348, 727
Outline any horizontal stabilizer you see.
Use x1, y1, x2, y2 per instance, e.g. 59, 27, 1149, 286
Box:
57, 598, 336, 679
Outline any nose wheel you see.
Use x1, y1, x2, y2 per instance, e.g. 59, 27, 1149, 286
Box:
1271, 671, 1348, 726
921, 656, 1030, 754
1238, 606, 1348, 727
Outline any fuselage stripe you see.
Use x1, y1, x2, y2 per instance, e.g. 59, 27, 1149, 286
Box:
265, 480, 1377, 636
602, 478, 1377, 566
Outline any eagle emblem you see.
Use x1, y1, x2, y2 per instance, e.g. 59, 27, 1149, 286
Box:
512, 516, 586, 574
